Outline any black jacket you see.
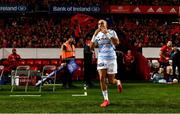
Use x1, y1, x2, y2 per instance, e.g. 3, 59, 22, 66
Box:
172, 49, 180, 66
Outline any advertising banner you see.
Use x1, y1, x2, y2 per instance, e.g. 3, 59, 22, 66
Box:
49, 5, 101, 13
110, 5, 179, 14
0, 5, 27, 12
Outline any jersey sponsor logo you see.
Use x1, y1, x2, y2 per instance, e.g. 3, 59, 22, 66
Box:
98, 63, 105, 67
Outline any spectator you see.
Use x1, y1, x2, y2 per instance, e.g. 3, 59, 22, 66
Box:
7, 48, 21, 70
84, 38, 94, 87
123, 49, 135, 79
124, 50, 135, 71
152, 67, 166, 84
172, 47, 180, 79
166, 60, 174, 82
3, 48, 21, 84
61, 35, 76, 89
159, 41, 172, 68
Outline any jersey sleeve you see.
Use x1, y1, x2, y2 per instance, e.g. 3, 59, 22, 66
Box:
91, 35, 96, 43
108, 29, 118, 39
109, 30, 118, 39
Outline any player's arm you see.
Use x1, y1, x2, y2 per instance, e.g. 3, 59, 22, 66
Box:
108, 36, 119, 46
62, 45, 66, 51
102, 29, 120, 46
90, 29, 99, 50
90, 35, 97, 50
107, 30, 120, 45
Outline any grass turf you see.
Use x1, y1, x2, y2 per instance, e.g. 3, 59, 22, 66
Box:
0, 82, 180, 113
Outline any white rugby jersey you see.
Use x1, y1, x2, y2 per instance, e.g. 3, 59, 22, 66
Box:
91, 29, 118, 60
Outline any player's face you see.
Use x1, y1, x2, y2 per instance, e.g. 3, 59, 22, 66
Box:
98, 20, 107, 30
86, 40, 91, 46
69, 38, 75, 44
12, 50, 16, 54
127, 50, 131, 55
167, 41, 172, 47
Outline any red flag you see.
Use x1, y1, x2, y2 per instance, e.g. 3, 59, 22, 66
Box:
71, 13, 98, 34
74, 24, 81, 38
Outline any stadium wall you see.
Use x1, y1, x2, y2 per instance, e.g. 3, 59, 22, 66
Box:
0, 48, 179, 59
0, 48, 84, 59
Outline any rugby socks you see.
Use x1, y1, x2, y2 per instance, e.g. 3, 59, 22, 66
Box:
117, 80, 120, 86
102, 90, 109, 101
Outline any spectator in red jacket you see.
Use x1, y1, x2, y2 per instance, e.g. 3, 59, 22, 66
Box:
124, 50, 135, 71
159, 41, 172, 68
7, 48, 21, 70
2, 48, 21, 84
124, 49, 135, 80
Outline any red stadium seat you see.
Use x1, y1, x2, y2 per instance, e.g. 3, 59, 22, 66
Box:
51, 59, 59, 65
72, 67, 83, 80
26, 60, 34, 65
19, 60, 26, 65
42, 60, 50, 65
34, 60, 43, 71
30, 66, 39, 71
75, 59, 82, 65
34, 60, 42, 65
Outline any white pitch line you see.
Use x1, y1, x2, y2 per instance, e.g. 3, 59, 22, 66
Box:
10, 95, 41, 97
72, 84, 88, 97
72, 91, 88, 97
72, 94, 87, 96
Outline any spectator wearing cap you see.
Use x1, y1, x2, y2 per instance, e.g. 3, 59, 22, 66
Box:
3, 48, 21, 84
7, 48, 21, 70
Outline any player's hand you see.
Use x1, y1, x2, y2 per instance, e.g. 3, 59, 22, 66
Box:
100, 27, 108, 34
165, 57, 170, 60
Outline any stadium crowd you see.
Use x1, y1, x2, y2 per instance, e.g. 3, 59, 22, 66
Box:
0, 0, 180, 48
0, 14, 180, 48
0, 0, 179, 6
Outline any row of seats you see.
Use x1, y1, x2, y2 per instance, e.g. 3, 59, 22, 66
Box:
1, 59, 83, 69
0, 59, 84, 84
2, 59, 61, 66
1, 59, 84, 66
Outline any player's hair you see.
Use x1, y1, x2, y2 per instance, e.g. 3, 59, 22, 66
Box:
98, 19, 107, 26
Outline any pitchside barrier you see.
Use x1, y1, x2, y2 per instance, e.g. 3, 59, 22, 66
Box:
1, 47, 180, 59
9, 60, 87, 97
39, 65, 57, 92
11, 65, 31, 92
11, 69, 41, 87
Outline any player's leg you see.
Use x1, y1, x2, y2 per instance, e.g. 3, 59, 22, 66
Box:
98, 69, 107, 91
98, 69, 110, 107
107, 74, 122, 93
107, 60, 122, 93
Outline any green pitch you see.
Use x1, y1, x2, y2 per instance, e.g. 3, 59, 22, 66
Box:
0, 82, 180, 113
